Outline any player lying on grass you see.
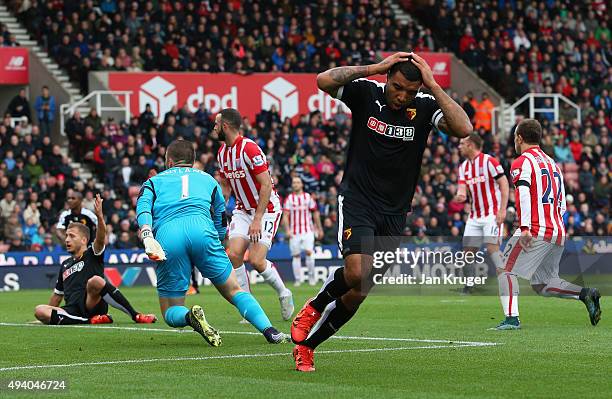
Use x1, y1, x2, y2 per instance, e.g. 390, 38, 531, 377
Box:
493, 119, 601, 330
291, 52, 472, 371
136, 139, 289, 346
34, 194, 157, 325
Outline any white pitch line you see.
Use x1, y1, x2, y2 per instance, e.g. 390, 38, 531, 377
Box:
0, 323, 499, 347
0, 343, 492, 372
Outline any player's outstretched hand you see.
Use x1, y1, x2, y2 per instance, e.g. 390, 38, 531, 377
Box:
143, 236, 166, 261
249, 217, 262, 243
94, 194, 104, 218
141, 228, 166, 261
410, 53, 438, 90
374, 51, 412, 75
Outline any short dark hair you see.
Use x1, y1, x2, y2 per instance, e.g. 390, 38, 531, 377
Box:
467, 132, 483, 149
516, 119, 542, 144
166, 139, 195, 165
220, 108, 242, 130
388, 57, 422, 82
67, 222, 90, 242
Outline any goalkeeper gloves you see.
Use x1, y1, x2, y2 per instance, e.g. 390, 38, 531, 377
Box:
141, 228, 166, 261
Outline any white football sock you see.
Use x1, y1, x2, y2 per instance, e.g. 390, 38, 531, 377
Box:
234, 264, 250, 293
306, 253, 316, 284
292, 256, 302, 284
260, 260, 289, 296
498, 272, 519, 317
541, 278, 582, 300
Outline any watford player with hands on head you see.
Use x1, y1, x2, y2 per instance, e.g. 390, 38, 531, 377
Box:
291, 52, 472, 371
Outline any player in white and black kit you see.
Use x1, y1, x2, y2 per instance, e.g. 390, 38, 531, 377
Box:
56, 189, 97, 245
291, 52, 473, 371
34, 194, 157, 325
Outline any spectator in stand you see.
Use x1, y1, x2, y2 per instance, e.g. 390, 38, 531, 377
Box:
473, 93, 494, 132
34, 86, 55, 137
6, 88, 31, 121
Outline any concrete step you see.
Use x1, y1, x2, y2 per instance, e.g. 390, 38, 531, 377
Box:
56, 76, 69, 82
0, 5, 8, 11
0, 11, 11, 17
46, 64, 59, 71
31, 45, 40, 51
5, 22, 20, 29
20, 40, 36, 46
10, 28, 26, 34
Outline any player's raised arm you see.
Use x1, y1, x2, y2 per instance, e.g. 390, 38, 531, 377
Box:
316, 52, 412, 98
136, 179, 166, 261
410, 53, 472, 138
92, 194, 106, 254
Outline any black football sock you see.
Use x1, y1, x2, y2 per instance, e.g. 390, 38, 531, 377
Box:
303, 299, 357, 349
101, 281, 139, 319
310, 267, 351, 312
50, 309, 90, 325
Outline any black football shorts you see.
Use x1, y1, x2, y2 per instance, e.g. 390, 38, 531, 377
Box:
62, 294, 109, 318
337, 195, 406, 257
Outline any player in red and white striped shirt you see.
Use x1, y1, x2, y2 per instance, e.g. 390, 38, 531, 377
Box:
215, 109, 294, 321
493, 119, 600, 330
456, 133, 509, 293
282, 177, 323, 286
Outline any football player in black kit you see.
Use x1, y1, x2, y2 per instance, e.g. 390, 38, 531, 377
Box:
34, 194, 157, 325
291, 52, 473, 371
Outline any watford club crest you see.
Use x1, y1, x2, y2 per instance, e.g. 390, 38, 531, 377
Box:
343, 228, 352, 241
406, 108, 417, 120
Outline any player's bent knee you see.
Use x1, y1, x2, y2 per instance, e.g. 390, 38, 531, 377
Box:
34, 305, 50, 323
247, 255, 266, 271
227, 251, 243, 267
86, 276, 106, 292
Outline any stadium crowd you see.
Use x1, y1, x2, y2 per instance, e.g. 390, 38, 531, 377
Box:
412, 1, 611, 115
0, 0, 609, 253
12, 0, 422, 94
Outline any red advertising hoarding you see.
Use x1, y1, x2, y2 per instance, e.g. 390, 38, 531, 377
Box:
0, 47, 29, 85
108, 52, 450, 122
108, 72, 386, 122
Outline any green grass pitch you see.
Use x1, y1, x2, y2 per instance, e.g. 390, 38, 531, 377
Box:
0, 283, 609, 398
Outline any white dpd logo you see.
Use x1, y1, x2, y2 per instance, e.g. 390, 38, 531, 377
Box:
261, 77, 299, 120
